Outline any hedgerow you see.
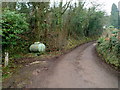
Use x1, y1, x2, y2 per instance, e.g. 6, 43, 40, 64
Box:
97, 28, 120, 69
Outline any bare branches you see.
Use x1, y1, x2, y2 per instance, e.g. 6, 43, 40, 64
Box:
61, 1, 71, 15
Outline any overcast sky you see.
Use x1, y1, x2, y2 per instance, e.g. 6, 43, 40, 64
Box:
84, 0, 120, 15
50, 0, 120, 15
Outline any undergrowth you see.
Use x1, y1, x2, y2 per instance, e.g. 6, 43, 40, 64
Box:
96, 28, 120, 70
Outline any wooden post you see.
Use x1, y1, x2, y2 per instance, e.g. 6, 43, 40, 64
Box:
5, 52, 9, 67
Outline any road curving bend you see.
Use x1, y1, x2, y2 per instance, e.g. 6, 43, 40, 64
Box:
27, 42, 118, 88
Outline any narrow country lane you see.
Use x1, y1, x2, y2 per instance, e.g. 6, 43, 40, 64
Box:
26, 42, 118, 88
3, 42, 118, 88
2, 1, 120, 89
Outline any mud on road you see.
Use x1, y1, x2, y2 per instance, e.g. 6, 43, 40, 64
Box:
3, 42, 118, 88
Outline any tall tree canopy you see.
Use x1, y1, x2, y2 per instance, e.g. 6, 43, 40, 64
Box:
1, 1, 105, 55
110, 3, 119, 28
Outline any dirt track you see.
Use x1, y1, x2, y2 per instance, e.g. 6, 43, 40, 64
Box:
3, 42, 118, 88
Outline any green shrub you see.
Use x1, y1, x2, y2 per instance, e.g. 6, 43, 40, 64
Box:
97, 28, 120, 69
97, 37, 105, 45
1, 10, 29, 52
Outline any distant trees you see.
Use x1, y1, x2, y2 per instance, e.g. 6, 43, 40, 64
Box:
110, 3, 119, 28
84, 8, 105, 37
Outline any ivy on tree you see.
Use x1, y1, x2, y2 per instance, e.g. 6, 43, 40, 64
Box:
1, 10, 29, 52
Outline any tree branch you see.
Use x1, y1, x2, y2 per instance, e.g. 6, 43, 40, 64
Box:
61, 1, 71, 15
